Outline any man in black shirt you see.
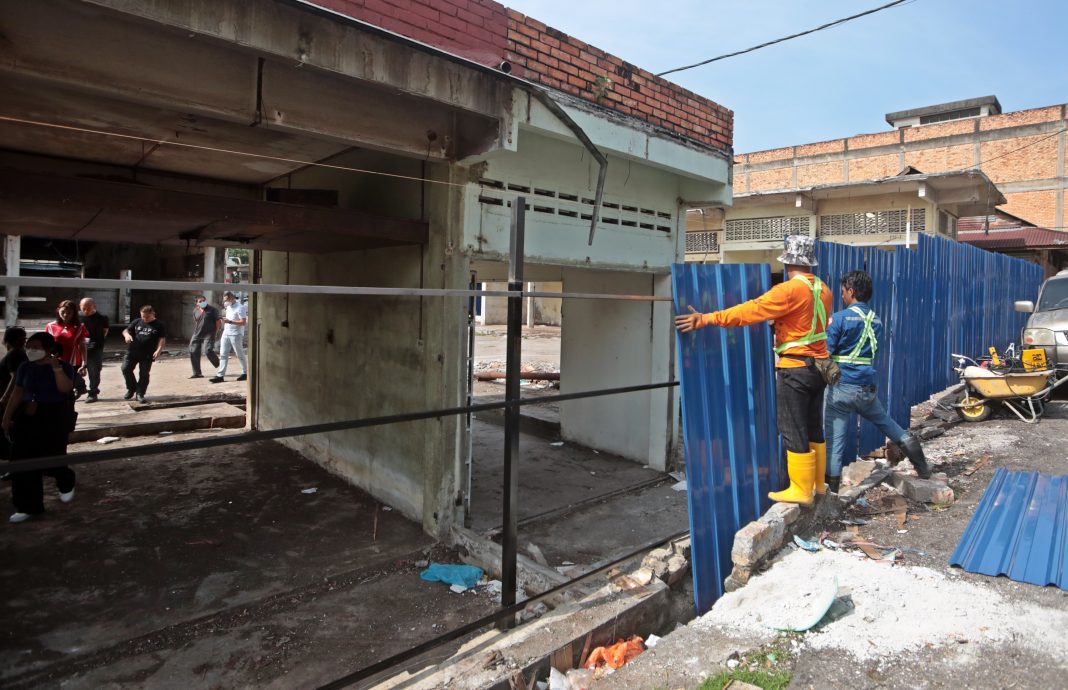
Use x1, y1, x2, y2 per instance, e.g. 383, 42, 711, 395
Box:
79, 297, 110, 402
189, 294, 221, 378
121, 305, 166, 403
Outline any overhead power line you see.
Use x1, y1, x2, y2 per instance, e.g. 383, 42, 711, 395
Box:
657, 0, 914, 77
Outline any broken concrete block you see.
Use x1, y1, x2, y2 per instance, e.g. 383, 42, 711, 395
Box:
842, 460, 876, 487
730, 564, 753, 585
666, 554, 689, 587
762, 502, 801, 527
629, 567, 656, 586
641, 553, 670, 581
888, 472, 954, 504
672, 537, 691, 561
918, 426, 946, 441
723, 574, 744, 593
731, 519, 784, 567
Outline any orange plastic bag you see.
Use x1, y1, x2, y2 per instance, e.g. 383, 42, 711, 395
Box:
583, 635, 645, 670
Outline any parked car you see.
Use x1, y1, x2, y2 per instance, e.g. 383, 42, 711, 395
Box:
1016, 268, 1068, 371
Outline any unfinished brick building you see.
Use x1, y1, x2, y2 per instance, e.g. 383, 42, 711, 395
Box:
732, 96, 1067, 229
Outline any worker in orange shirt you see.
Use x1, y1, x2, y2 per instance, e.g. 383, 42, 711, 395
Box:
675, 235, 833, 506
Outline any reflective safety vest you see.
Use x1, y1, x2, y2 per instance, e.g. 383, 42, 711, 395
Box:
773, 275, 827, 354
831, 305, 878, 365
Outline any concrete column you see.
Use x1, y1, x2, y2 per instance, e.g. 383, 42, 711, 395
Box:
203, 247, 217, 305
4, 235, 20, 327
118, 269, 132, 324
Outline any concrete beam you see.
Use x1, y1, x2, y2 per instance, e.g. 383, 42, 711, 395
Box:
795, 192, 817, 213
0, 170, 428, 253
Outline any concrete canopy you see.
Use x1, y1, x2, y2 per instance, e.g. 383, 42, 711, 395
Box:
0, 0, 514, 251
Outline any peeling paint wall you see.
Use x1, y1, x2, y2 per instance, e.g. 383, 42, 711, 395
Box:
257, 159, 467, 538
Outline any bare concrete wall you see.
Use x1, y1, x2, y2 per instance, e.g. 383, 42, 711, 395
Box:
255, 163, 467, 538
559, 268, 673, 469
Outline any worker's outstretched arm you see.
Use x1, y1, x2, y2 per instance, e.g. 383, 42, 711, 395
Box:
676, 283, 794, 332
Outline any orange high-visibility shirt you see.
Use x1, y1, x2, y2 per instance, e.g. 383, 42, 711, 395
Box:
699, 273, 833, 368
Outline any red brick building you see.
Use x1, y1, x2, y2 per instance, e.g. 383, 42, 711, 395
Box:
733, 97, 1066, 229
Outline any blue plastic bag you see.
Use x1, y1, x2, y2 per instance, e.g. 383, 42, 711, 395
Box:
419, 562, 484, 589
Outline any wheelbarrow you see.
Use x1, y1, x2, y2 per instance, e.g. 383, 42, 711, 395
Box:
950, 353, 1068, 423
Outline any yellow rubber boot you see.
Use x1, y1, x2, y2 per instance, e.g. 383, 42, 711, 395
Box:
811, 442, 827, 495
768, 450, 816, 507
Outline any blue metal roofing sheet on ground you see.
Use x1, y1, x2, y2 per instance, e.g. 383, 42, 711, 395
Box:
950, 468, 1068, 590
672, 263, 782, 614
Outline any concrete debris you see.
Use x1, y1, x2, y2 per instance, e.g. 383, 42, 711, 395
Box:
671, 479, 687, 491
96, 436, 121, 444
888, 472, 954, 504
842, 459, 876, 487
526, 543, 549, 567
918, 426, 946, 440
763, 502, 801, 527
665, 554, 689, 587
698, 549, 1068, 662
731, 519, 784, 568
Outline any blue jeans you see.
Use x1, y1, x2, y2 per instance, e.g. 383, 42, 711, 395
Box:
824, 382, 907, 478
217, 333, 247, 376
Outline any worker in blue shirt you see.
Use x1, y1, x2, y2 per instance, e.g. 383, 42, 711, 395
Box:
824, 270, 930, 493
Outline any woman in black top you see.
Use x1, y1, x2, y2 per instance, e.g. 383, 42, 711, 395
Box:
2, 332, 77, 523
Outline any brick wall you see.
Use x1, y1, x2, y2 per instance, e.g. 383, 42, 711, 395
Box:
734, 103, 1068, 228
316, 0, 732, 152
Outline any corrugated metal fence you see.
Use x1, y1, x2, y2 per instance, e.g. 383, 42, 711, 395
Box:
672, 263, 782, 614
675, 235, 1043, 613
817, 234, 1045, 458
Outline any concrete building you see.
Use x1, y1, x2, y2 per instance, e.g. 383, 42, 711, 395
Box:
0, 0, 732, 538
685, 167, 1004, 268
732, 97, 1068, 229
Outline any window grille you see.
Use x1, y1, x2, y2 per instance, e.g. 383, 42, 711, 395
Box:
919, 107, 981, 125
723, 216, 808, 242
686, 231, 719, 253
818, 209, 926, 237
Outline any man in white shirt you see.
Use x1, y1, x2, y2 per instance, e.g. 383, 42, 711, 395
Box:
210, 291, 248, 383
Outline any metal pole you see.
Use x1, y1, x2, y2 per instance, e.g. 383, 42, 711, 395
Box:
463, 271, 477, 528
499, 197, 525, 628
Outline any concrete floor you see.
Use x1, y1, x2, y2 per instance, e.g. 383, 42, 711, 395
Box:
0, 326, 690, 688
0, 439, 498, 690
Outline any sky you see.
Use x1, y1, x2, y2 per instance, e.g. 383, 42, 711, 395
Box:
500, 0, 1068, 152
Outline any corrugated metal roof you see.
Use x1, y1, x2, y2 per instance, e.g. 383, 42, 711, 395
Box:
959, 227, 1068, 249
950, 468, 1068, 590
672, 263, 782, 614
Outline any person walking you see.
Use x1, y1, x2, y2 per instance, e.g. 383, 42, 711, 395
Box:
0, 327, 28, 464
189, 294, 221, 379
675, 235, 834, 506
45, 300, 88, 396
210, 291, 247, 383
121, 305, 166, 403
823, 270, 931, 492
2, 332, 77, 523
79, 298, 109, 402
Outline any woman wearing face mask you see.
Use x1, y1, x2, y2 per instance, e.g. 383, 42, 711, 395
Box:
2, 332, 77, 523
45, 300, 89, 395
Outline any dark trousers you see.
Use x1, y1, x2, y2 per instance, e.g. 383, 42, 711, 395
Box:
189, 335, 219, 376
85, 345, 104, 396
121, 350, 154, 395
776, 364, 827, 453
10, 403, 74, 514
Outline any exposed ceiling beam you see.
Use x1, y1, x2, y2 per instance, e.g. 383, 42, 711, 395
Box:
0, 170, 427, 254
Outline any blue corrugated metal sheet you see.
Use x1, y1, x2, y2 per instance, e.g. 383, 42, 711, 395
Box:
814, 236, 1044, 460
950, 468, 1068, 590
672, 263, 782, 614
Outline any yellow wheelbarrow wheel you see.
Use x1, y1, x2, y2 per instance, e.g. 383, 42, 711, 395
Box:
956, 390, 992, 422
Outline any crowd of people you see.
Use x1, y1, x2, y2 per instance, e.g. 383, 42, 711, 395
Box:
2, 291, 248, 524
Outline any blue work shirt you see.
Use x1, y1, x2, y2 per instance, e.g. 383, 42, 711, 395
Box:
826, 301, 883, 386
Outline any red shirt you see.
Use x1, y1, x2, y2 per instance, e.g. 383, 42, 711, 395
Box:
45, 322, 89, 367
